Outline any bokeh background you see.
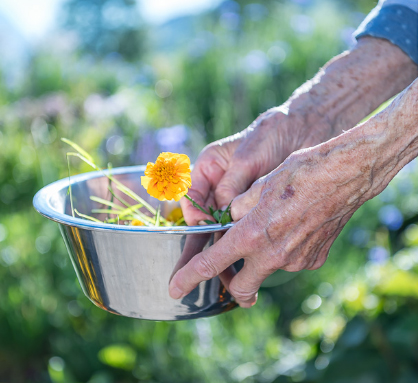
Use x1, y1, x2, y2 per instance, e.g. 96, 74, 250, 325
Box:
1, 0, 418, 382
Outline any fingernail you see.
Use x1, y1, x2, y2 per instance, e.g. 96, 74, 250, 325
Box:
170, 286, 186, 300
221, 205, 228, 211
237, 300, 257, 309
198, 220, 207, 225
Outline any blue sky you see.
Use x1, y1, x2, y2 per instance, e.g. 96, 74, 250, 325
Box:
0, 0, 222, 44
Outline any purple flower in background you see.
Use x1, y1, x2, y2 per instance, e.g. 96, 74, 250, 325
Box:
132, 132, 159, 165
378, 205, 403, 230
368, 246, 389, 264
132, 125, 191, 165
156, 125, 188, 152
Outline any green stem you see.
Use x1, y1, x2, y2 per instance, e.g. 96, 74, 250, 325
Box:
65, 150, 156, 215
74, 209, 102, 223
185, 194, 210, 216
155, 206, 161, 227
66, 155, 75, 218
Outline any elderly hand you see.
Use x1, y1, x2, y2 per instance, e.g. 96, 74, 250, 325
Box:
180, 37, 417, 226
170, 78, 418, 307
179, 106, 331, 225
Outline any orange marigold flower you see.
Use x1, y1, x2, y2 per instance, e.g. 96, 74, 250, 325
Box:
131, 219, 145, 226
166, 207, 183, 222
141, 152, 192, 201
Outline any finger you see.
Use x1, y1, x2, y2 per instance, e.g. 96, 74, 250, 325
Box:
169, 224, 248, 299
218, 264, 238, 292
228, 260, 265, 308
212, 231, 235, 290
215, 162, 258, 209
180, 163, 223, 225
170, 233, 211, 282
180, 190, 214, 226
230, 179, 264, 221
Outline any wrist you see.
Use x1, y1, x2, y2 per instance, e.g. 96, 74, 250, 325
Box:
313, 78, 418, 204
364, 79, 418, 199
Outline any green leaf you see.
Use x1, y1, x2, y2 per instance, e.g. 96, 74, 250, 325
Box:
155, 205, 161, 227
66, 152, 98, 170
174, 217, 186, 226
90, 196, 125, 210
91, 209, 125, 215
74, 209, 102, 223
61, 137, 94, 163
221, 212, 232, 225
204, 220, 216, 225
220, 200, 233, 225
66, 155, 74, 217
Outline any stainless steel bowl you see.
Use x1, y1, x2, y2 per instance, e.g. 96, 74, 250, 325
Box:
33, 165, 237, 320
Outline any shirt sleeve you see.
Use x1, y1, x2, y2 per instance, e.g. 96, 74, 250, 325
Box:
354, 0, 418, 65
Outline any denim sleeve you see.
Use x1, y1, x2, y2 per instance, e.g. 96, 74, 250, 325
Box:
354, 0, 418, 65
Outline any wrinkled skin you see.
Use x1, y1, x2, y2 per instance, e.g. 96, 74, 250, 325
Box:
171, 38, 418, 307
180, 107, 331, 225
181, 37, 417, 226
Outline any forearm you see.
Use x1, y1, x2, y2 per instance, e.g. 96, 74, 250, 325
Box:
307, 77, 418, 209
353, 77, 418, 201
284, 37, 418, 151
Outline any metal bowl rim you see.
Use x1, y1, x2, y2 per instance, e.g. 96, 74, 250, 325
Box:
33, 165, 234, 234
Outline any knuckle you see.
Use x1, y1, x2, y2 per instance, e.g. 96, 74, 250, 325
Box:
214, 182, 234, 198
251, 178, 266, 194
196, 145, 217, 163
194, 255, 218, 280
229, 284, 257, 302
242, 222, 264, 249
228, 157, 256, 176
239, 210, 278, 254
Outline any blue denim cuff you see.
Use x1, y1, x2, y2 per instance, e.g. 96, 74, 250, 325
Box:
354, 5, 418, 65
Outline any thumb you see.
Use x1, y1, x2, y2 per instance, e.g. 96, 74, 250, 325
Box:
230, 178, 264, 221
215, 165, 258, 209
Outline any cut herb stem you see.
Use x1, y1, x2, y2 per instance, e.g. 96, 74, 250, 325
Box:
184, 195, 210, 216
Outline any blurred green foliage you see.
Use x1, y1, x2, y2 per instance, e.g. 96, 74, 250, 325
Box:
2, 0, 418, 382
61, 0, 146, 61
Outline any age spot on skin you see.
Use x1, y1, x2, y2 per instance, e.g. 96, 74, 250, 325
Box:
280, 185, 295, 200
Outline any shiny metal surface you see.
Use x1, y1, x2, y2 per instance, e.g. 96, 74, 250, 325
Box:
33, 166, 237, 320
